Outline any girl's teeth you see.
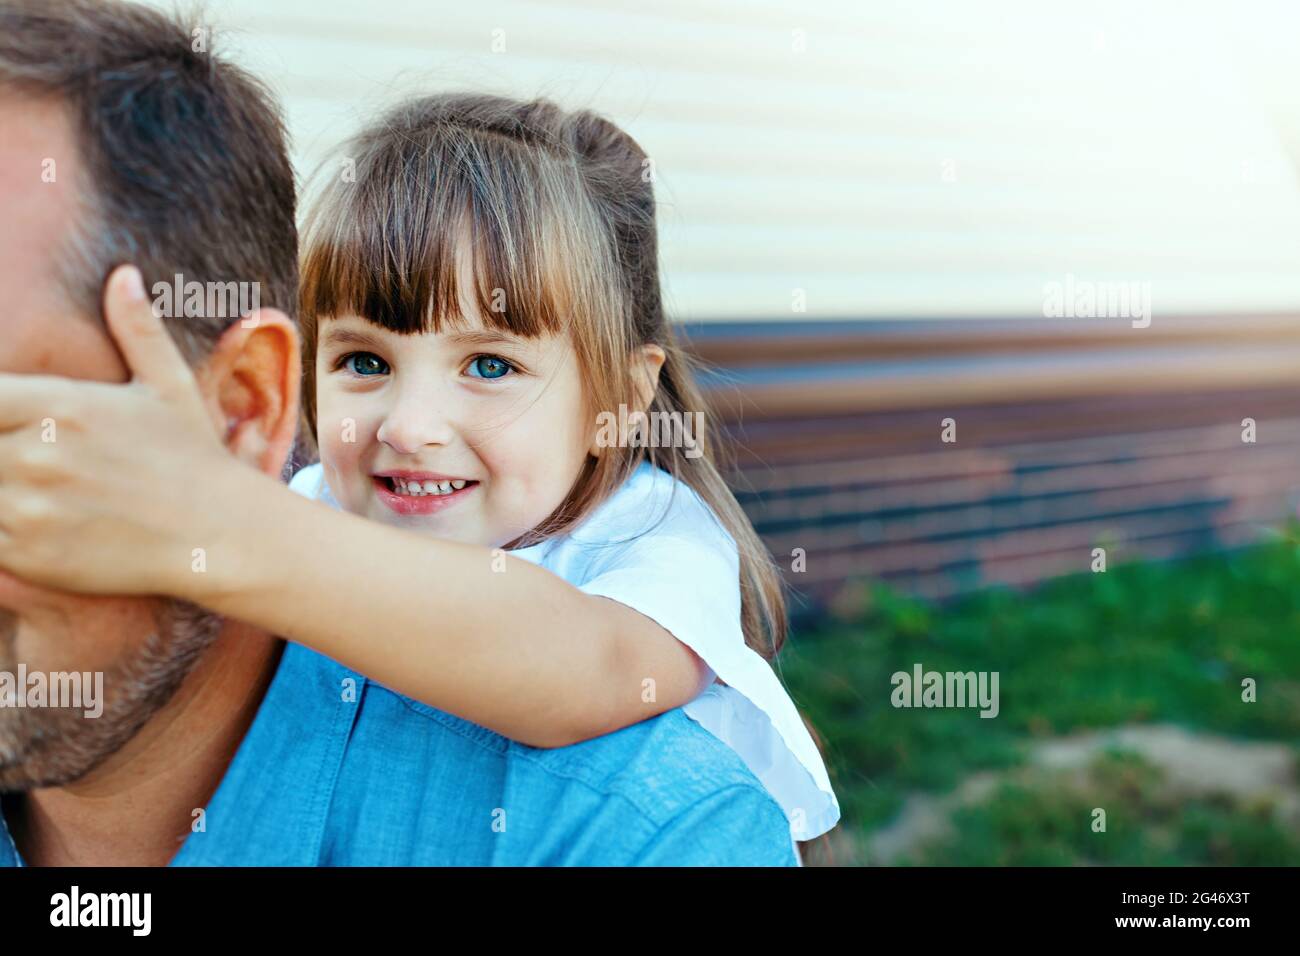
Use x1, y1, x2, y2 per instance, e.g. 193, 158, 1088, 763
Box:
391, 478, 468, 497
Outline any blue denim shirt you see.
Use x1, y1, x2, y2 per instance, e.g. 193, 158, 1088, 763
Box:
0, 642, 797, 865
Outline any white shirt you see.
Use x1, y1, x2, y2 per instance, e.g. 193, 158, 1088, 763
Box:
288, 460, 841, 841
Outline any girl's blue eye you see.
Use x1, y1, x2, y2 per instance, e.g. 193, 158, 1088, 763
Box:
342, 352, 389, 376
467, 355, 514, 380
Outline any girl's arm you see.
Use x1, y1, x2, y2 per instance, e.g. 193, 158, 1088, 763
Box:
194, 463, 713, 747
0, 266, 711, 748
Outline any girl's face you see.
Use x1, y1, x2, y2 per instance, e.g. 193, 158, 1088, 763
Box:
313, 309, 595, 548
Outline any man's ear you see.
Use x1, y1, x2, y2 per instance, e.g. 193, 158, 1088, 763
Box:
194, 309, 301, 477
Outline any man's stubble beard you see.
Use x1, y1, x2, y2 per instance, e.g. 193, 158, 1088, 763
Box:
0, 599, 226, 791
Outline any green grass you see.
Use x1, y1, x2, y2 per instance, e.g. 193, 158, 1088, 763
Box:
900, 749, 1300, 866
780, 524, 1300, 862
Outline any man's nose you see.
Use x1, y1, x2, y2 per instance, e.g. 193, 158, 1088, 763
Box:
375, 380, 457, 454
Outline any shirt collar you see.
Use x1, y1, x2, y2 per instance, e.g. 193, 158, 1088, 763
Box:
171, 642, 364, 865
0, 641, 365, 867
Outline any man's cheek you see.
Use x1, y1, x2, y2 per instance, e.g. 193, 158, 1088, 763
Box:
0, 568, 88, 618
0, 579, 156, 670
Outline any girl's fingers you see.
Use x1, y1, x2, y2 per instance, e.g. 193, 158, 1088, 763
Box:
103, 265, 202, 398
0, 375, 87, 434
0, 266, 204, 434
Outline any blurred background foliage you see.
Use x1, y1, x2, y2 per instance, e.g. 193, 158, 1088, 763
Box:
787, 523, 1300, 866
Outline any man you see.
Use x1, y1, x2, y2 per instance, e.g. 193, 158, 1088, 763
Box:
0, 0, 796, 866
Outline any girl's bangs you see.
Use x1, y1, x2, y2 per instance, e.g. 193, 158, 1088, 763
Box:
301, 132, 593, 341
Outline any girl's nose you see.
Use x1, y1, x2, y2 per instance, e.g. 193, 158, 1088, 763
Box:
376, 388, 456, 454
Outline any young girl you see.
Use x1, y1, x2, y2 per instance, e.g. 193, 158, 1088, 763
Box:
0, 93, 838, 843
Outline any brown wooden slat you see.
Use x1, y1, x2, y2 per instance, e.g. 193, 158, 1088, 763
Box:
681, 315, 1300, 368
680, 319, 1300, 610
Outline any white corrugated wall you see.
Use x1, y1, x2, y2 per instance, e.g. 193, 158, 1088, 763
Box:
145, 0, 1300, 321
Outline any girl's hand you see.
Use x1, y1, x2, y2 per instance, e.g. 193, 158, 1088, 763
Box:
0, 265, 242, 597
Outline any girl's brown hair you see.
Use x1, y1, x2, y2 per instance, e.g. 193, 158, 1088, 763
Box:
299, 92, 790, 662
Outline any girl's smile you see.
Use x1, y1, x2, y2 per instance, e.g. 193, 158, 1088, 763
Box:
372, 471, 479, 516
